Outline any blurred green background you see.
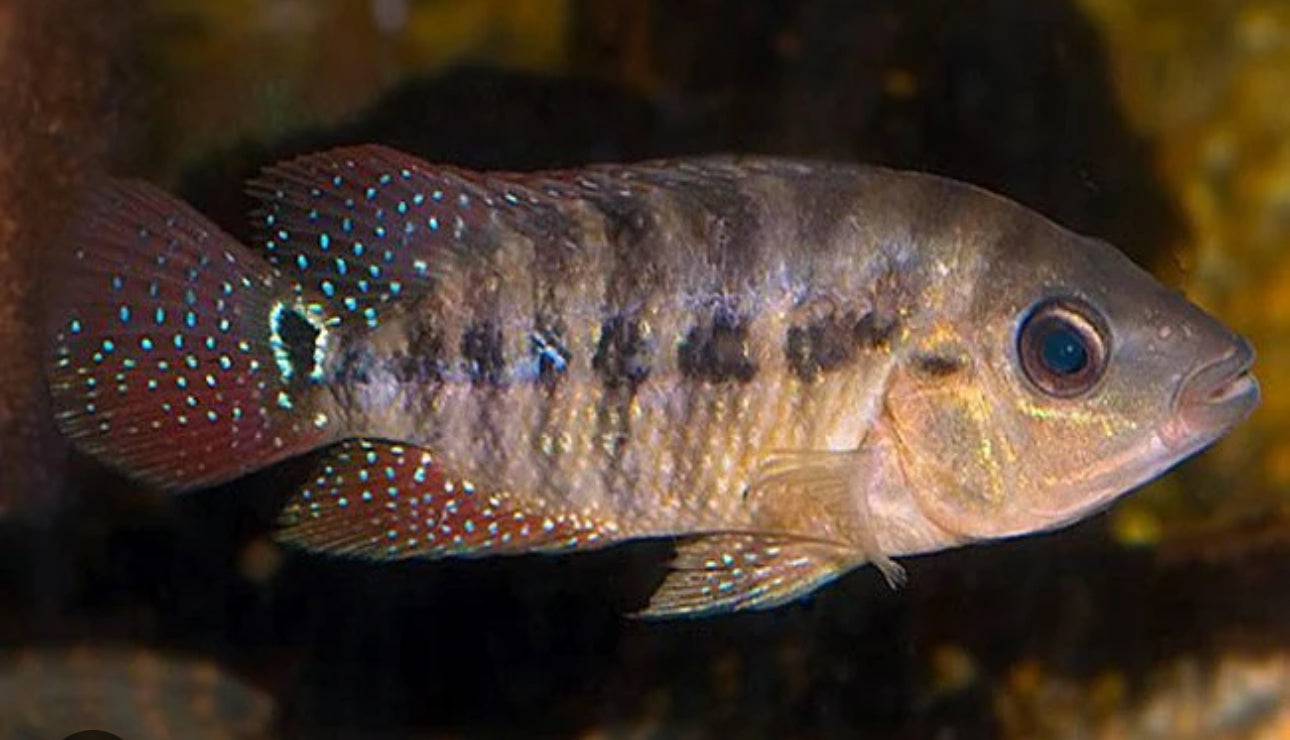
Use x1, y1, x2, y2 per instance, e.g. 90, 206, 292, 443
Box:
2, 1, 1288, 737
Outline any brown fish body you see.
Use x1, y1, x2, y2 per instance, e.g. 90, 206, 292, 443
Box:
45, 146, 1259, 616
329, 159, 939, 541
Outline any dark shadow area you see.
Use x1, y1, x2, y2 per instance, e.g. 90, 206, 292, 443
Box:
179, 0, 1180, 265
10, 1, 1273, 738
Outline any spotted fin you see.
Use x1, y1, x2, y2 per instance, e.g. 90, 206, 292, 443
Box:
639, 534, 862, 618
276, 439, 622, 558
247, 144, 568, 329
45, 180, 338, 489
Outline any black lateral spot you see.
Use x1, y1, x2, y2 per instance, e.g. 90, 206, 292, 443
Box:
854, 312, 897, 349
786, 310, 897, 381
679, 311, 757, 384
592, 315, 651, 389
461, 321, 506, 386
912, 353, 965, 378
530, 323, 570, 385
786, 313, 859, 381
337, 346, 376, 385
397, 324, 444, 384
274, 306, 321, 382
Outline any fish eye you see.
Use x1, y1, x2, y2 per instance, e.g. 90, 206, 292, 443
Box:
1016, 298, 1109, 398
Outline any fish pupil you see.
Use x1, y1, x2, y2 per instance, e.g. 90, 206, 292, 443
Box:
1040, 325, 1088, 375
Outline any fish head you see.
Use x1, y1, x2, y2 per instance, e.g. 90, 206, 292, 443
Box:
882, 197, 1258, 542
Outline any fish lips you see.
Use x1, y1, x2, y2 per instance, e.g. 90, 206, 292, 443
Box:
1023, 336, 1258, 534
1163, 336, 1260, 452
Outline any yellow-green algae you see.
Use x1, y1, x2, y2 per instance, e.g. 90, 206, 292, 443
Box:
140, 0, 571, 181
1078, 0, 1290, 553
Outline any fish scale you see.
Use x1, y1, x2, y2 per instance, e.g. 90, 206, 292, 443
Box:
45, 144, 1259, 616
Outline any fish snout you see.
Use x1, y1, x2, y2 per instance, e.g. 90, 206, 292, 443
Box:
1166, 335, 1259, 450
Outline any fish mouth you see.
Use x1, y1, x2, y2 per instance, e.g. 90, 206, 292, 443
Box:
1163, 336, 1260, 451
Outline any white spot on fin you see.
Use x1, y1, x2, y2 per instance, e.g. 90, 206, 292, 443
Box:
638, 534, 860, 618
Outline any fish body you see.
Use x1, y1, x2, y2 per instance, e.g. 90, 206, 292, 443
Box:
45, 146, 1259, 616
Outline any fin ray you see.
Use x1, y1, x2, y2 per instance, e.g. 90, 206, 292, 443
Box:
749, 447, 908, 586
46, 180, 335, 489
246, 145, 569, 330
277, 439, 621, 558
639, 534, 861, 618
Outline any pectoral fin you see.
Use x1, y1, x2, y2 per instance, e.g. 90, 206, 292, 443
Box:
639, 533, 862, 618
748, 443, 908, 587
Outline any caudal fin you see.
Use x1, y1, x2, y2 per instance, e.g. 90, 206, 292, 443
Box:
45, 180, 339, 490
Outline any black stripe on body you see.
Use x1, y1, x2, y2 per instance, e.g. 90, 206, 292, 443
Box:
592, 314, 652, 389
497, 173, 583, 388
678, 308, 758, 383
397, 323, 446, 385
624, 167, 767, 519
579, 178, 672, 511
460, 320, 506, 387
492, 177, 593, 498
652, 164, 763, 278
583, 188, 660, 311
453, 228, 510, 478
785, 310, 896, 381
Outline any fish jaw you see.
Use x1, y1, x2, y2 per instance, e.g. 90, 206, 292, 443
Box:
1162, 335, 1259, 454
1021, 326, 1260, 533
870, 187, 1264, 544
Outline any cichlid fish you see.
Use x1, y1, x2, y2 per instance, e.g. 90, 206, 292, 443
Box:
45, 146, 1259, 617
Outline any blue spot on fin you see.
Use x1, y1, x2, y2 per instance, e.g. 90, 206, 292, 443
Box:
637, 534, 861, 618
246, 145, 570, 328
45, 179, 337, 490
276, 439, 619, 559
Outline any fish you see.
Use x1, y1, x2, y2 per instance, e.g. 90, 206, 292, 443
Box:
43, 145, 1259, 617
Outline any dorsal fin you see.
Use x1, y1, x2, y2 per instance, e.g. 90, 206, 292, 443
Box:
246, 145, 570, 330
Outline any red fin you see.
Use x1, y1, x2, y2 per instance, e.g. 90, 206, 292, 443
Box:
45, 180, 336, 489
277, 440, 621, 558
246, 145, 566, 328
638, 534, 862, 618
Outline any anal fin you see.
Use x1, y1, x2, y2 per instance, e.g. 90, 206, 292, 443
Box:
639, 534, 861, 618
277, 439, 620, 558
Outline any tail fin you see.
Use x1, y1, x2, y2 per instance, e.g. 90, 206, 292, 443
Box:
45, 180, 339, 490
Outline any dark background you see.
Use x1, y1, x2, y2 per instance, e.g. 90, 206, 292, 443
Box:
2, 1, 1286, 738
